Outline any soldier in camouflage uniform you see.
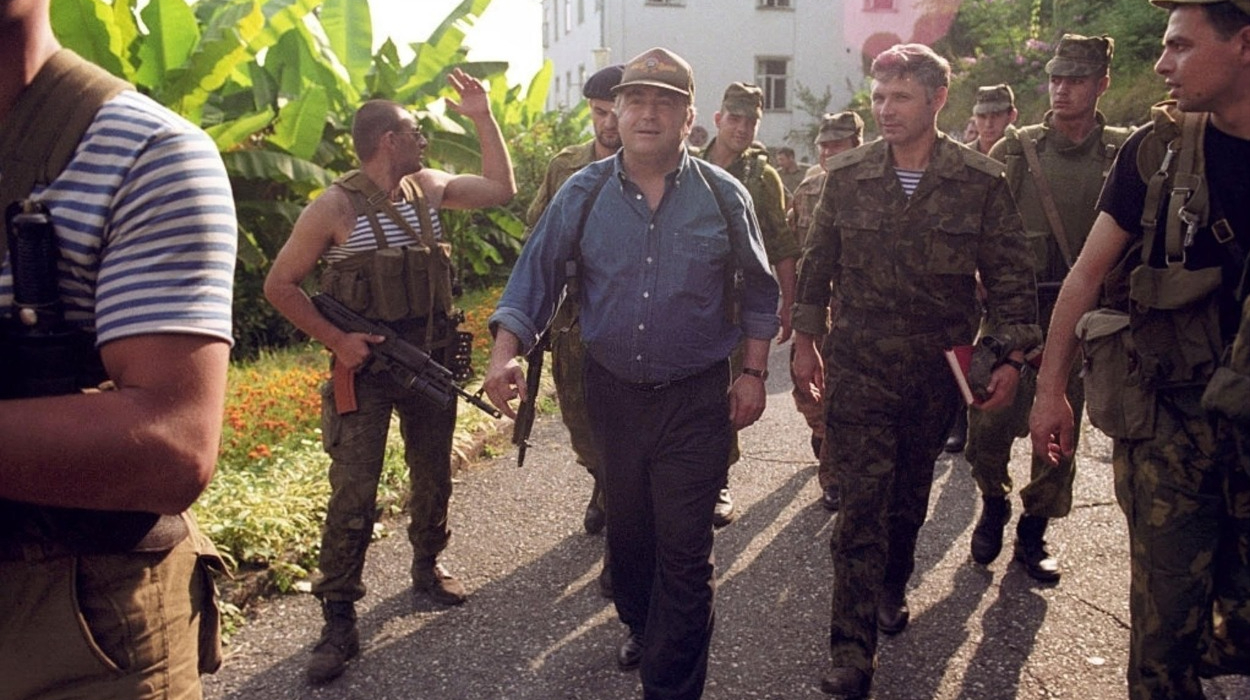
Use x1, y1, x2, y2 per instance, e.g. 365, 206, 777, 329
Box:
1030, 2, 1250, 697
966, 35, 1133, 583
969, 84, 1018, 155
792, 44, 1040, 699
786, 111, 863, 511
699, 82, 802, 526
266, 78, 517, 684
525, 64, 624, 598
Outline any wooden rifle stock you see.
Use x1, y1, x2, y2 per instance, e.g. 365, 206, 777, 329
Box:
332, 362, 358, 415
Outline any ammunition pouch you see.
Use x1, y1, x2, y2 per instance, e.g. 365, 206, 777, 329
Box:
1128, 263, 1223, 390
1076, 308, 1156, 440
319, 243, 454, 323
1201, 296, 1250, 424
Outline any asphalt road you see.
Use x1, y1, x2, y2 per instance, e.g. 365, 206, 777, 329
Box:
203, 342, 1250, 700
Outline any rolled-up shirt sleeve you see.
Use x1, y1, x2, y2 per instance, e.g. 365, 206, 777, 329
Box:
723, 179, 781, 340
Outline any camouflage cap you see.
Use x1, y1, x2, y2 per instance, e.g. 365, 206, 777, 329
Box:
1045, 34, 1114, 77
1149, 0, 1250, 17
816, 111, 864, 143
612, 47, 695, 99
972, 84, 1016, 115
583, 64, 625, 100
720, 82, 764, 119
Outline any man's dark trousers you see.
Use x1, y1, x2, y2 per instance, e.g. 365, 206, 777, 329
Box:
585, 356, 733, 700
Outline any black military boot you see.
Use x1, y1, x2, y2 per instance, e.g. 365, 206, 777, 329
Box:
970, 496, 1011, 565
1014, 514, 1061, 582
306, 600, 360, 684
944, 409, 968, 453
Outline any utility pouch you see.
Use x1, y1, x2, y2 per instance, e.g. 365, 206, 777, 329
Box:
1076, 308, 1155, 439
318, 255, 371, 313
1128, 264, 1223, 388
1201, 366, 1250, 424
372, 247, 410, 321
187, 516, 228, 674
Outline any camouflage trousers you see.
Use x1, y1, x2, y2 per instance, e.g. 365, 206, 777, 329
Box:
824, 327, 964, 674
966, 356, 1083, 517
1112, 391, 1250, 699
313, 361, 456, 602
550, 313, 603, 512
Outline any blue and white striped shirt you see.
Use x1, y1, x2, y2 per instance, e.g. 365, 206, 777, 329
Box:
0, 90, 237, 346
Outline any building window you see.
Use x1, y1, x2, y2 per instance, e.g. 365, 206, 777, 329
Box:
578, 64, 587, 97
554, 76, 561, 106
759, 0, 792, 7
756, 57, 790, 110
550, 0, 558, 42
564, 0, 571, 32
566, 70, 573, 107
645, 0, 685, 6
863, 0, 895, 10
578, 0, 585, 24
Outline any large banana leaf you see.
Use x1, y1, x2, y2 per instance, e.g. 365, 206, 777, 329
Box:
268, 85, 331, 159
318, 0, 374, 91
50, 0, 130, 78
222, 149, 335, 192
133, 0, 199, 89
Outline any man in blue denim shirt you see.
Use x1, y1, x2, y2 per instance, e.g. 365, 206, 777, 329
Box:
484, 47, 779, 700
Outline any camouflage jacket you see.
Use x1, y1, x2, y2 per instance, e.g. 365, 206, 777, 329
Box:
794, 133, 1041, 350
787, 167, 826, 249
989, 111, 1132, 286
526, 140, 599, 227
697, 139, 801, 265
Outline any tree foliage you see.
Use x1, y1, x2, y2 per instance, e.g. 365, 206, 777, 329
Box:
934, 0, 1169, 131
49, 0, 570, 357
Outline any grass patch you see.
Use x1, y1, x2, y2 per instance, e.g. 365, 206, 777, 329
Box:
196, 287, 516, 618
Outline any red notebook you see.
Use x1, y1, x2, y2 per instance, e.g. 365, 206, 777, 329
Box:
943, 345, 983, 407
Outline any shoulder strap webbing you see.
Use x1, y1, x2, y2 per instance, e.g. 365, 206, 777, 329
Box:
1018, 134, 1073, 268
0, 50, 130, 264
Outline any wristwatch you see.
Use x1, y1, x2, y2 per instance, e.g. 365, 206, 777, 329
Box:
742, 367, 769, 380
1002, 358, 1025, 372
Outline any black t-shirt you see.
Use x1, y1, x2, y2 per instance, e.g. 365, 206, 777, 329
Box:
1098, 120, 1250, 335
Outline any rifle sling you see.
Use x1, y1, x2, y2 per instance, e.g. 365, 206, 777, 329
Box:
1017, 134, 1074, 269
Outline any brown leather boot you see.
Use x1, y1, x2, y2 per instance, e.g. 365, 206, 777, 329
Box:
413, 559, 468, 605
306, 600, 359, 684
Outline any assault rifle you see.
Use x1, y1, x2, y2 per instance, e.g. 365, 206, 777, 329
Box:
512, 330, 549, 468
310, 293, 500, 419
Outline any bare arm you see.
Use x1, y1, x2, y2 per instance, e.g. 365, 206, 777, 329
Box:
431, 68, 517, 210
774, 256, 797, 343
1029, 212, 1130, 463
263, 190, 380, 370
0, 333, 230, 514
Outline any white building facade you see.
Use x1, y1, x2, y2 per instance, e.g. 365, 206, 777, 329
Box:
541, 0, 962, 158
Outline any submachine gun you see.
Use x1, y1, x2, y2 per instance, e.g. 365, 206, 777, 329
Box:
310, 293, 500, 419
511, 329, 548, 468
